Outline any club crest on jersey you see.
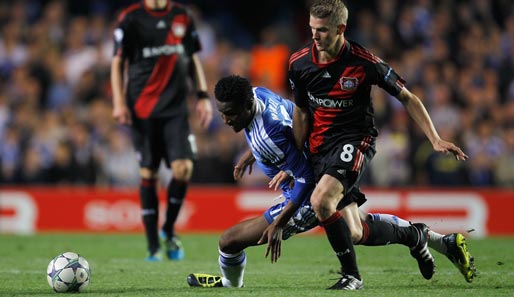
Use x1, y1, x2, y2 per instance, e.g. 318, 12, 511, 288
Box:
340, 77, 358, 91
172, 23, 186, 38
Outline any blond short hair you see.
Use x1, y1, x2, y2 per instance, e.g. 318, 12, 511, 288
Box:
309, 0, 348, 26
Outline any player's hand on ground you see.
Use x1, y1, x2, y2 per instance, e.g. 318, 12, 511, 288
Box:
112, 104, 132, 125
258, 224, 283, 263
196, 98, 213, 129
433, 138, 469, 161
269, 171, 292, 191
233, 150, 255, 180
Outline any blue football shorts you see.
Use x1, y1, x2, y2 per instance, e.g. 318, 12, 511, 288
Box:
263, 191, 319, 240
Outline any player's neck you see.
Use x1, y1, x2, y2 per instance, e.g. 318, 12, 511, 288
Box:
317, 37, 345, 63
144, 0, 168, 10
242, 100, 258, 130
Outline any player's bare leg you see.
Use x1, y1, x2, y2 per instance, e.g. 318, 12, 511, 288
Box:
188, 216, 270, 288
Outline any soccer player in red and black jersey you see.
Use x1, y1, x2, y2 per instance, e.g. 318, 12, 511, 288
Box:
288, 0, 469, 290
111, 0, 212, 261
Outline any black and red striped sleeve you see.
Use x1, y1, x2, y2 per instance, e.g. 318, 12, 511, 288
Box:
373, 61, 406, 96
288, 47, 310, 108
351, 42, 405, 96
112, 3, 139, 58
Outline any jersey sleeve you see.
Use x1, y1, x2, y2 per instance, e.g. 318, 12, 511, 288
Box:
182, 9, 202, 56
112, 11, 132, 59
288, 61, 309, 109
371, 61, 406, 96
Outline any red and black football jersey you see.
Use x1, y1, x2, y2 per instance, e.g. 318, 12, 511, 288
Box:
288, 39, 405, 154
113, 1, 201, 119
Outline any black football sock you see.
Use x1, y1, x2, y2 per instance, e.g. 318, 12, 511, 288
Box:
358, 219, 418, 247
140, 178, 160, 253
161, 178, 188, 239
320, 212, 360, 279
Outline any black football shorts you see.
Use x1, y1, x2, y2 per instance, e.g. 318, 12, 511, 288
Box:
131, 114, 197, 169
310, 135, 376, 197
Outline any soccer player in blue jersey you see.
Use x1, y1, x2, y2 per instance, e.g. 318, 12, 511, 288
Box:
187, 74, 318, 288
187, 75, 449, 289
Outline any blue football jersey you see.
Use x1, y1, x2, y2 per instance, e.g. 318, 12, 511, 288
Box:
244, 87, 315, 205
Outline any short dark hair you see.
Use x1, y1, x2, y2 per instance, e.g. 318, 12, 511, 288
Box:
214, 75, 253, 104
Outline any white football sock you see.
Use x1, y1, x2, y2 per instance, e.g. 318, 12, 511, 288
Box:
218, 249, 246, 288
427, 230, 447, 255
369, 213, 411, 227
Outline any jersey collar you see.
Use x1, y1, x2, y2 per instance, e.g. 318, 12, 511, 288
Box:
246, 94, 265, 132
312, 38, 350, 66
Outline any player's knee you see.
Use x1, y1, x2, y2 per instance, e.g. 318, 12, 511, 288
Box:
310, 196, 321, 212
171, 160, 193, 181
139, 168, 157, 179
310, 193, 335, 219
218, 231, 238, 254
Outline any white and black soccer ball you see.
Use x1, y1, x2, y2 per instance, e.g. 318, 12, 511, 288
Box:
47, 252, 91, 293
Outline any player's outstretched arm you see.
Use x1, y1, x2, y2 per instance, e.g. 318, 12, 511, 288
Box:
233, 149, 255, 180
396, 88, 468, 161
257, 201, 299, 263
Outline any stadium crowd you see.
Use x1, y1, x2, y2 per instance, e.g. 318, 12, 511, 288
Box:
0, 0, 513, 188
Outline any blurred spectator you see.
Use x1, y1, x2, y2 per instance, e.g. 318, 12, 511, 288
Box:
68, 121, 99, 185
427, 82, 462, 133
63, 16, 98, 88
97, 128, 139, 187
414, 126, 470, 186
0, 126, 22, 183
248, 25, 290, 96
189, 4, 218, 61
42, 0, 68, 46
494, 124, 514, 186
0, 89, 8, 138
44, 140, 77, 184
0, 0, 513, 188
0, 21, 28, 80
191, 125, 239, 185
46, 59, 73, 110
13, 146, 46, 184
464, 114, 506, 186
369, 110, 411, 186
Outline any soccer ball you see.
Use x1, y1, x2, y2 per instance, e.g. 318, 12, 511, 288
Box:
47, 252, 91, 293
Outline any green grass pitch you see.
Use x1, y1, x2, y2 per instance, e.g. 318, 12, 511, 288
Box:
1, 233, 513, 296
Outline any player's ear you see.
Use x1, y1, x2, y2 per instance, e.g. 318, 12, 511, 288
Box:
245, 98, 253, 111
338, 24, 346, 35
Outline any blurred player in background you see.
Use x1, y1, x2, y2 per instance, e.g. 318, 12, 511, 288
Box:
288, 0, 469, 289
110, 0, 212, 261
187, 75, 442, 289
